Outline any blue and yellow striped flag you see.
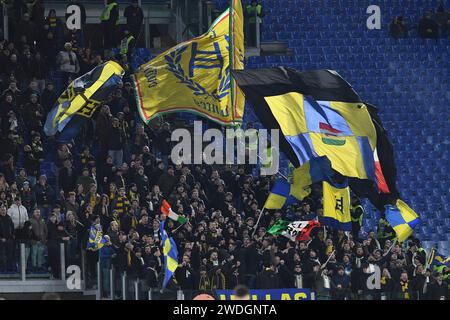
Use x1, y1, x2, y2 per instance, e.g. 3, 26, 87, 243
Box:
385, 199, 420, 243
160, 220, 178, 289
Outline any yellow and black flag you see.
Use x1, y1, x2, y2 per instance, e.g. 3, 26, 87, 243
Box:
132, 0, 245, 126
44, 61, 124, 142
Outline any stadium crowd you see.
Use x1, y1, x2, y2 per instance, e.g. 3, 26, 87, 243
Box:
389, 3, 450, 39
0, 0, 448, 301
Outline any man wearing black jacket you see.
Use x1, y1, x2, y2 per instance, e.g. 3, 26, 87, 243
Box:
0, 206, 15, 271
256, 262, 280, 289
241, 237, 260, 288
175, 254, 197, 290
428, 273, 449, 300
58, 159, 77, 194
40, 82, 57, 114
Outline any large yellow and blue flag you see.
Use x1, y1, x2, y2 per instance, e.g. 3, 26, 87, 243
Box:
322, 179, 352, 231
160, 220, 178, 289
86, 224, 106, 251
233, 68, 376, 186
385, 199, 420, 243
44, 61, 124, 142
132, 0, 244, 125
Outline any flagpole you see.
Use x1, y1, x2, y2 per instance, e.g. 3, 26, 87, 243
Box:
383, 238, 397, 257
321, 250, 336, 270
252, 207, 265, 237
172, 222, 186, 233
229, 0, 236, 125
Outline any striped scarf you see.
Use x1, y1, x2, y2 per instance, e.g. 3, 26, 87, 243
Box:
49, 17, 57, 28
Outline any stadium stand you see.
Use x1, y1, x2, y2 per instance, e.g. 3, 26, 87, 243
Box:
215, 0, 450, 248
0, 0, 448, 300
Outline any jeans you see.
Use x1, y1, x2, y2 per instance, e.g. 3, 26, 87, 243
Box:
101, 267, 111, 297
108, 150, 123, 167
31, 242, 46, 269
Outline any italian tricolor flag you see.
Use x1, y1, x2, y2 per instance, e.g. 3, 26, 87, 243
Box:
161, 200, 188, 224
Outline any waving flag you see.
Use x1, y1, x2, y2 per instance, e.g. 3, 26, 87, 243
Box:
161, 200, 188, 224
291, 156, 333, 200
132, 0, 244, 125
160, 220, 179, 288
385, 199, 420, 242
264, 179, 301, 210
268, 219, 320, 242
427, 248, 450, 268
44, 61, 124, 142
233, 68, 376, 185
322, 179, 352, 231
